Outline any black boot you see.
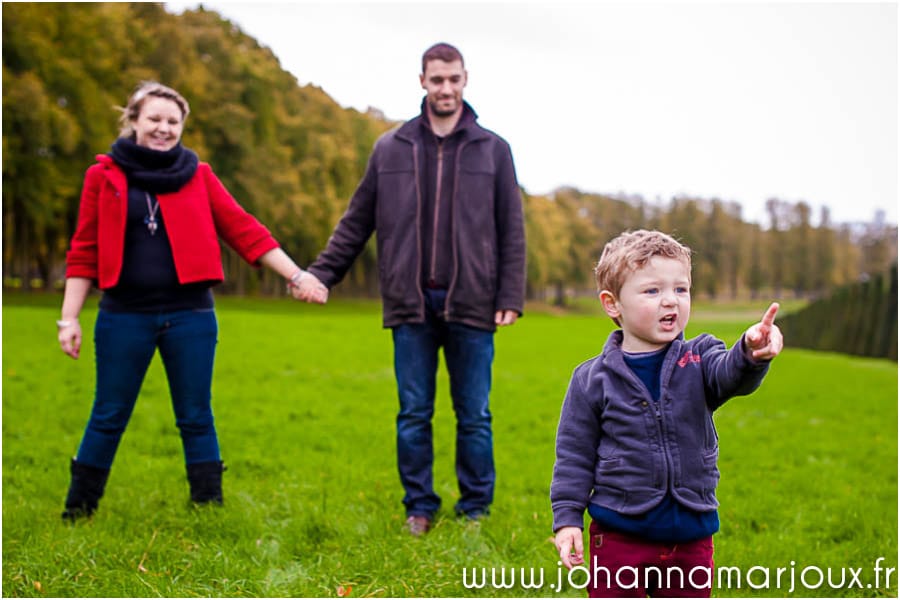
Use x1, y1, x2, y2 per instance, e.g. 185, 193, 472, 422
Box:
186, 461, 225, 505
62, 458, 110, 521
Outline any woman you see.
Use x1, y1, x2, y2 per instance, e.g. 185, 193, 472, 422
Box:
57, 82, 326, 520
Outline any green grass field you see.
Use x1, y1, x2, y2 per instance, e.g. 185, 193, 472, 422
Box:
2, 294, 897, 597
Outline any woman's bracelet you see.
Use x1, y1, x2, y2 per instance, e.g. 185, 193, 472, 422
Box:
287, 269, 307, 289
56, 319, 77, 329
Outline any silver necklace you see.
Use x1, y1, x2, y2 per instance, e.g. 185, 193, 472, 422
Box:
144, 192, 159, 235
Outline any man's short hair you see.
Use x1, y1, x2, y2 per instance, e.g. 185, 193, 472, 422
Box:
422, 42, 464, 72
594, 229, 693, 296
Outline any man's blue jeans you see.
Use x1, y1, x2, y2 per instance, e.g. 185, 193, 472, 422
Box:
392, 294, 495, 519
75, 308, 220, 469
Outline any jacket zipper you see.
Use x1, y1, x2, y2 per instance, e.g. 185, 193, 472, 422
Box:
636, 364, 669, 491
412, 142, 425, 321
646, 396, 671, 490
653, 381, 677, 490
428, 137, 443, 286
443, 139, 467, 321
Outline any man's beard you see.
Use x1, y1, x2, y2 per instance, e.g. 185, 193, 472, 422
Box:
429, 97, 459, 117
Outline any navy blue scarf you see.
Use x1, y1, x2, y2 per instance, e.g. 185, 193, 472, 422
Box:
109, 137, 199, 194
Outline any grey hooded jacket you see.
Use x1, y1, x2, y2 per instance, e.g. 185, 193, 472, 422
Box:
551, 330, 771, 531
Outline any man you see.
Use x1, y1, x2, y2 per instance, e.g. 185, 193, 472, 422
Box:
305, 42, 526, 536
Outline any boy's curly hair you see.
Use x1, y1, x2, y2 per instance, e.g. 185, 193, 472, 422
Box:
594, 229, 693, 296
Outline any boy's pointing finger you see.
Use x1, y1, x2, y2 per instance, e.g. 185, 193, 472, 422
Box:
761, 302, 780, 328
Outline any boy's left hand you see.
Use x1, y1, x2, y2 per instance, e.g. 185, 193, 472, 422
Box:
744, 302, 783, 361
554, 526, 585, 569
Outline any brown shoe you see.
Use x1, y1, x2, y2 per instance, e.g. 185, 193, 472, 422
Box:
405, 515, 432, 537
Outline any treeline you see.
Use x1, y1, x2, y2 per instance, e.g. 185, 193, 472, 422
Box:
778, 264, 897, 361
526, 189, 897, 303
2, 2, 391, 296
3, 3, 896, 301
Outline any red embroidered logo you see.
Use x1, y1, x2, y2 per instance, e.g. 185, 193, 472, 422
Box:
677, 351, 701, 367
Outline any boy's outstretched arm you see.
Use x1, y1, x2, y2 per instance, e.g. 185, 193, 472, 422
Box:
744, 302, 783, 361
554, 526, 585, 569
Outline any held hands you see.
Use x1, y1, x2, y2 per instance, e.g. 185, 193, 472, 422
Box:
58, 321, 82, 360
744, 302, 784, 361
554, 526, 585, 569
289, 270, 329, 304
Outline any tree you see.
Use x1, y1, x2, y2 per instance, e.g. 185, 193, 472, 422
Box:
787, 201, 813, 298
2, 3, 390, 294
812, 206, 836, 296
765, 198, 790, 298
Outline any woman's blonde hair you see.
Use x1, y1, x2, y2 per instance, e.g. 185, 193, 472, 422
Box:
594, 229, 693, 296
117, 81, 190, 139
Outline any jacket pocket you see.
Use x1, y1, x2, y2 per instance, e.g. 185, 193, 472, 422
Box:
595, 457, 624, 478
377, 235, 394, 290
702, 446, 720, 492
377, 233, 415, 311
483, 240, 497, 283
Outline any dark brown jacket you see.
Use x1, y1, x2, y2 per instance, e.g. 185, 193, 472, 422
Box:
308, 101, 526, 331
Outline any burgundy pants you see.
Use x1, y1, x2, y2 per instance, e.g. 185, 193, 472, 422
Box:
587, 521, 714, 598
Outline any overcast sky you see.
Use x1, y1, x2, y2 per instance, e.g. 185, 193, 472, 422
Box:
165, 1, 898, 226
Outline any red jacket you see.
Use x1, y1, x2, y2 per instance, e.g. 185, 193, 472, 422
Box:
65, 155, 280, 288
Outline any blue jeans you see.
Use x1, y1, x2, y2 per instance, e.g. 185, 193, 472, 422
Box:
392, 290, 495, 518
75, 309, 220, 469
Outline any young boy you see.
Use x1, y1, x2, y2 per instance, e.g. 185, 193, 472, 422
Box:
551, 230, 782, 597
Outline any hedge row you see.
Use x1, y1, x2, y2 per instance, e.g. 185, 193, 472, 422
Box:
779, 264, 897, 361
